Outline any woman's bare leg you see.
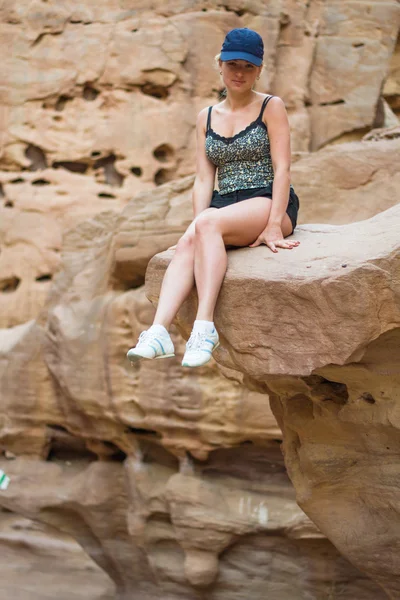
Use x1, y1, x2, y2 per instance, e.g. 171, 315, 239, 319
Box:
152, 234, 195, 329
194, 196, 298, 322
152, 209, 217, 329
193, 220, 228, 322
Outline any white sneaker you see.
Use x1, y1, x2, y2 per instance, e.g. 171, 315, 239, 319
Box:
127, 328, 175, 363
181, 327, 220, 368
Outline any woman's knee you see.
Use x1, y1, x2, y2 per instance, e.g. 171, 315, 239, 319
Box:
194, 212, 220, 236
175, 231, 195, 256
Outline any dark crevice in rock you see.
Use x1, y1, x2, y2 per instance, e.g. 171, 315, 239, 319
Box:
69, 19, 94, 25
131, 166, 142, 177
319, 99, 345, 106
98, 192, 116, 198
125, 426, 160, 438
353, 42, 365, 48
279, 12, 291, 26
153, 144, 175, 163
304, 375, 349, 405
110, 272, 145, 292
372, 95, 393, 129
0, 183, 4, 198
4, 200, 14, 208
154, 167, 177, 186
83, 85, 100, 101
141, 83, 170, 100
53, 161, 88, 174
147, 512, 173, 525
196, 444, 287, 482
36, 274, 52, 282
138, 438, 179, 470
91, 151, 102, 158
32, 178, 51, 186
55, 95, 72, 112
47, 424, 68, 433
0, 276, 21, 293
100, 441, 127, 462
360, 392, 376, 404
31, 30, 63, 48
221, 5, 248, 16
93, 154, 124, 187
276, 12, 291, 44
381, 95, 400, 118
45, 425, 98, 462
25, 144, 48, 170
9, 178, 25, 184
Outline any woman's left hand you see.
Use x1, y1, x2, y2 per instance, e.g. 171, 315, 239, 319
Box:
249, 223, 300, 253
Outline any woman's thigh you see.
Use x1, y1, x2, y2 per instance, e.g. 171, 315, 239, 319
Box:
204, 196, 292, 247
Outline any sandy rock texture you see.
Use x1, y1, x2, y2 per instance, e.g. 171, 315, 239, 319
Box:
3, 133, 400, 330
291, 138, 400, 225
1, 0, 398, 183
0, 453, 385, 600
0, 169, 127, 328
0, 508, 115, 600
147, 199, 400, 597
1, 0, 398, 325
0, 171, 390, 598
1, 0, 400, 598
383, 29, 400, 115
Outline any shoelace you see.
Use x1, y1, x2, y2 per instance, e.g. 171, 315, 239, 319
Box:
186, 330, 207, 350
137, 329, 158, 346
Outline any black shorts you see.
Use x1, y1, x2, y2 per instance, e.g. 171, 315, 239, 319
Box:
209, 182, 300, 232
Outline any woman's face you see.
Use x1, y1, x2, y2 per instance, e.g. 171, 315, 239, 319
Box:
220, 59, 261, 91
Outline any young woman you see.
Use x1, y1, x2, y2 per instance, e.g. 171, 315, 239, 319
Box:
127, 27, 300, 368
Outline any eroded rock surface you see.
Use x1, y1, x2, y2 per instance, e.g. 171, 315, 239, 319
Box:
1, 0, 400, 597
0, 508, 115, 600
291, 138, 400, 225
1, 0, 398, 182
1, 175, 392, 598
147, 202, 400, 598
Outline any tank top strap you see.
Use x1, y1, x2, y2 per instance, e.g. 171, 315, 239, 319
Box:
206, 106, 213, 132
258, 95, 274, 121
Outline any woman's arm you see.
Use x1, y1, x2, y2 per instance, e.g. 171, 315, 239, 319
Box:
263, 96, 291, 225
192, 108, 217, 218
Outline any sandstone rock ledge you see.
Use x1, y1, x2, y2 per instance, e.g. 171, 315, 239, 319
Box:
0, 177, 392, 599
146, 202, 400, 598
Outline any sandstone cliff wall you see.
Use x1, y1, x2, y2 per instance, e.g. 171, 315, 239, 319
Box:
1, 1, 400, 598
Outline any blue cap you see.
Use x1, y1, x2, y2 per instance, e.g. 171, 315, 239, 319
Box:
220, 28, 264, 67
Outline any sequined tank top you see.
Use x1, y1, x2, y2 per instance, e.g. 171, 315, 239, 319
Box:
205, 95, 284, 195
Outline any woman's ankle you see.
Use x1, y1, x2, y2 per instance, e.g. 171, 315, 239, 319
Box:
194, 313, 214, 323
192, 319, 215, 333
150, 323, 170, 334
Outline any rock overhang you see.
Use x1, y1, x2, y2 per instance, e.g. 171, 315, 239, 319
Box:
146, 203, 400, 379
